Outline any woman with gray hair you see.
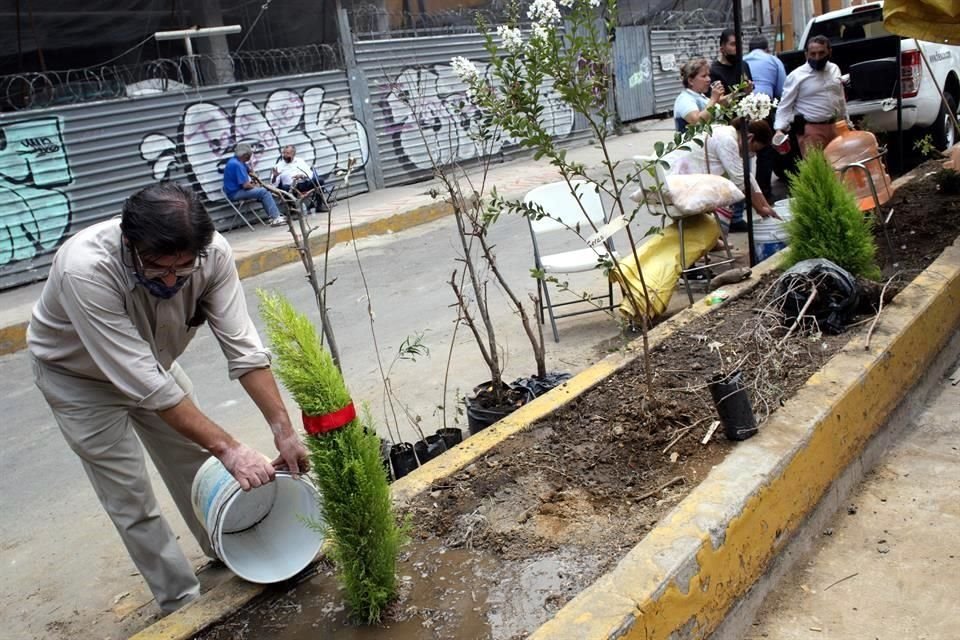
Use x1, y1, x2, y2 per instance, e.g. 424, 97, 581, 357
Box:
674, 57, 725, 133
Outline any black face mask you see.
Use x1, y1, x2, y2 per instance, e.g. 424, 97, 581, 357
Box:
134, 272, 189, 299
725, 52, 740, 64
808, 57, 829, 71
283, 157, 293, 163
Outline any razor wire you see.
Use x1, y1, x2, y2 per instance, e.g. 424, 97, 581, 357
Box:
347, 4, 538, 39
0, 44, 343, 112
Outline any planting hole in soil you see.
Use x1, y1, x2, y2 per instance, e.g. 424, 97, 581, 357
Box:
195, 163, 960, 640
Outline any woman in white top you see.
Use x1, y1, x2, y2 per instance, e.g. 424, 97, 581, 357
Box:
673, 58, 725, 133
664, 117, 778, 228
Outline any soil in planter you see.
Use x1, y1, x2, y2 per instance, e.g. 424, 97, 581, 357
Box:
195, 168, 960, 640
876, 160, 960, 274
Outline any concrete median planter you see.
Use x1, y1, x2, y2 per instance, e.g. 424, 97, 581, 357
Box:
134, 247, 960, 639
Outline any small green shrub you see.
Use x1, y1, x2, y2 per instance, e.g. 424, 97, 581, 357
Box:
259, 290, 406, 624
784, 149, 882, 280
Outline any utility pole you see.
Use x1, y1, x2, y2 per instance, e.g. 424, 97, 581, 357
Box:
732, 0, 758, 266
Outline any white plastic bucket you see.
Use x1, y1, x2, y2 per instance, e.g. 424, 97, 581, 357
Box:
753, 199, 793, 261
191, 457, 324, 584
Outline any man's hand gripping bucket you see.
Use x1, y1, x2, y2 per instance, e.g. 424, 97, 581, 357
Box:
191, 457, 324, 584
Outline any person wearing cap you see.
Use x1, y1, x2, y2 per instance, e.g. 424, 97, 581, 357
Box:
775, 35, 850, 157
223, 143, 286, 227
27, 182, 309, 614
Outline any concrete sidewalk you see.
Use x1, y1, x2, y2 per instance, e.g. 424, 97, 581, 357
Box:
0, 118, 675, 356
745, 361, 960, 639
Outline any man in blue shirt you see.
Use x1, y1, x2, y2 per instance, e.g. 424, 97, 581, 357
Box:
744, 36, 788, 202
223, 143, 285, 227
744, 36, 786, 100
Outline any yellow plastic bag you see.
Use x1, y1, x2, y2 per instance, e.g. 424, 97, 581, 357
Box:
610, 213, 721, 321
883, 0, 960, 45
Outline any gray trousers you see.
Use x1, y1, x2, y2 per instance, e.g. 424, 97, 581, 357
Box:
31, 356, 214, 613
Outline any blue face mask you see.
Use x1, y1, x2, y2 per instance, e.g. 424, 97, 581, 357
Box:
134, 272, 189, 299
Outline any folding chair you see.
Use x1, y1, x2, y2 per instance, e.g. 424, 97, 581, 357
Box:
524, 180, 621, 342
835, 149, 897, 261
291, 176, 337, 215
221, 187, 268, 231
633, 154, 735, 305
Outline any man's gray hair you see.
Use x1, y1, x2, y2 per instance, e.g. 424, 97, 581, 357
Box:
235, 142, 253, 157
283, 144, 296, 153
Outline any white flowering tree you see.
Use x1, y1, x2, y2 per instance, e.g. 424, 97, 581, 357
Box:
449, 0, 717, 385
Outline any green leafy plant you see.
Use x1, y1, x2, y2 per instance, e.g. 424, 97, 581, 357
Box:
913, 133, 939, 159
783, 149, 881, 280
258, 290, 406, 624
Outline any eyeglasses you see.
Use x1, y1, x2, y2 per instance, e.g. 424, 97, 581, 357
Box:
132, 246, 201, 279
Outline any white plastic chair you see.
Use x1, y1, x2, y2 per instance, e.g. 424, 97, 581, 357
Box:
633, 155, 734, 305
221, 187, 268, 231
524, 180, 621, 342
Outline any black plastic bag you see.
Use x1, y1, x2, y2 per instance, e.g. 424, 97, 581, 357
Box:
773, 259, 860, 334
510, 372, 572, 399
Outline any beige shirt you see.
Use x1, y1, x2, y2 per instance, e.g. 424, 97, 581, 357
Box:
27, 218, 271, 412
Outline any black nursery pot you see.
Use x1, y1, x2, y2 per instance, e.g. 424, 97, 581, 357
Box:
466, 401, 514, 435
465, 381, 534, 435
380, 438, 394, 483
389, 442, 419, 480
436, 427, 463, 449
708, 369, 758, 441
413, 434, 449, 465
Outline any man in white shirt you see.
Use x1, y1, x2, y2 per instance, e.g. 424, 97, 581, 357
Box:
28, 182, 309, 614
774, 36, 849, 157
272, 145, 317, 193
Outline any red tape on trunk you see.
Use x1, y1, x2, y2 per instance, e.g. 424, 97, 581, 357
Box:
302, 402, 356, 435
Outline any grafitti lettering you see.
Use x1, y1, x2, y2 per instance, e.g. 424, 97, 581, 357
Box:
382, 63, 575, 171
18, 137, 61, 156
629, 57, 652, 88
0, 117, 73, 266
674, 32, 717, 65
141, 86, 369, 202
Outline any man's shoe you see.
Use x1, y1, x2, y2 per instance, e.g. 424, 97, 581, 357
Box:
270, 216, 287, 227
729, 220, 749, 233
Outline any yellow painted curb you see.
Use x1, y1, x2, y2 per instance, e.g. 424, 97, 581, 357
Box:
132, 252, 784, 640
127, 580, 263, 640
234, 200, 454, 280
0, 321, 27, 357
0, 201, 454, 358
529, 238, 960, 640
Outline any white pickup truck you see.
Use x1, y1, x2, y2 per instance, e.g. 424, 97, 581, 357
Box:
784, 1, 960, 149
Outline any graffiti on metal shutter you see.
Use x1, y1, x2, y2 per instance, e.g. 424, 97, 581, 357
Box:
0, 117, 73, 266
140, 86, 369, 202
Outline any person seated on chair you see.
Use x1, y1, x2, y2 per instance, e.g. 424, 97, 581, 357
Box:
271, 145, 332, 213
223, 143, 286, 227
662, 117, 779, 239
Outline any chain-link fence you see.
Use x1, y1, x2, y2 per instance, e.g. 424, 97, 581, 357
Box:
0, 44, 342, 112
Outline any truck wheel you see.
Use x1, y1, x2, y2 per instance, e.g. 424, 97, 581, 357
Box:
930, 93, 958, 150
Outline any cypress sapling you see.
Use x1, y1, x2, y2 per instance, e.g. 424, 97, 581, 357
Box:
259, 290, 406, 624
783, 148, 882, 280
